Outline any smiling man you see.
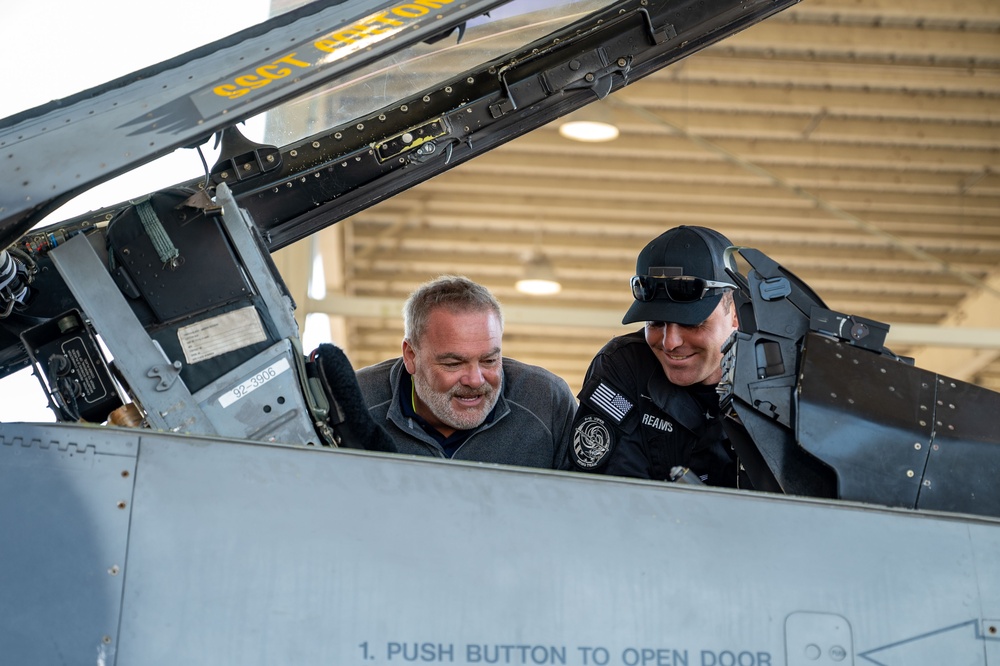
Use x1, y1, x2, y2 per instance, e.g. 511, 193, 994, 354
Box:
355, 275, 576, 468
569, 226, 740, 486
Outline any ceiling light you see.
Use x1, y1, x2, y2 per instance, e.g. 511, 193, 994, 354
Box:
515, 251, 562, 295
558, 102, 619, 142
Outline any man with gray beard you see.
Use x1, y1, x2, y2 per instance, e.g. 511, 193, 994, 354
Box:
355, 275, 576, 469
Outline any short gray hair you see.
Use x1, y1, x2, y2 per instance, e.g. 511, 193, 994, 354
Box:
403, 275, 504, 344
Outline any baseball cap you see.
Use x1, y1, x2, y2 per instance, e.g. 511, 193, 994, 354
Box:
622, 225, 735, 326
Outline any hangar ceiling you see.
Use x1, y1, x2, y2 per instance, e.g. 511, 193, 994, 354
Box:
272, 0, 1000, 395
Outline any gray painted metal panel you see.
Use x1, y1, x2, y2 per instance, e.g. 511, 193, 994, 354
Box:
2, 422, 999, 665
0, 427, 137, 664
194, 339, 320, 444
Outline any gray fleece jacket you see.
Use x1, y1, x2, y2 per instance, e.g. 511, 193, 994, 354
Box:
355, 357, 576, 470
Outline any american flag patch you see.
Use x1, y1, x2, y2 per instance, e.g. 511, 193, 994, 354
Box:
589, 381, 634, 423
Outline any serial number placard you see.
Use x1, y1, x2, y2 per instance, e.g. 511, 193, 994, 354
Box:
219, 357, 290, 408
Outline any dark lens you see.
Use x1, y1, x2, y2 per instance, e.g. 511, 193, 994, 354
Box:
631, 275, 656, 302
663, 277, 706, 303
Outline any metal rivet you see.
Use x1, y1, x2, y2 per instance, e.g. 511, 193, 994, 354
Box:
906, 470, 914, 477
289, 150, 297, 157
108, 565, 120, 576
914, 443, 922, 450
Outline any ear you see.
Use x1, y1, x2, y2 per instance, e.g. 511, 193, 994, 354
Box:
402, 339, 417, 375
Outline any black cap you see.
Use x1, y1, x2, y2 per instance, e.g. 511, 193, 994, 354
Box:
622, 225, 734, 326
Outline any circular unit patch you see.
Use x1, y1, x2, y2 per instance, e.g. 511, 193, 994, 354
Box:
572, 414, 615, 469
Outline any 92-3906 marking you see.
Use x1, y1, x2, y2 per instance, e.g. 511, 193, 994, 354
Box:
218, 357, 290, 408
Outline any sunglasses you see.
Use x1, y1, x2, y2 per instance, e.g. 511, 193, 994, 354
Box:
630, 275, 737, 303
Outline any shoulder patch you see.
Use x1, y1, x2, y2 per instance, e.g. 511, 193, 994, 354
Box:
572, 415, 615, 470
581, 379, 635, 425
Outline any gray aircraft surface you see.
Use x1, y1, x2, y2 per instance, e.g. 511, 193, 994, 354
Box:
1, 0, 998, 664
